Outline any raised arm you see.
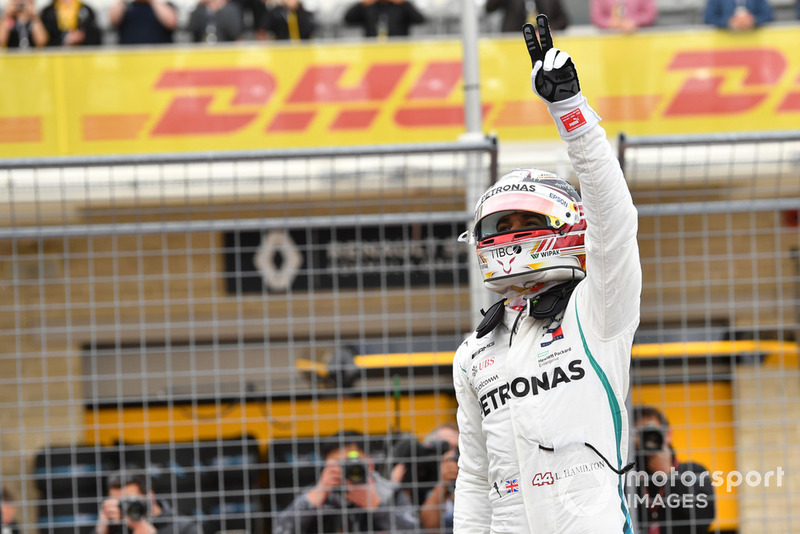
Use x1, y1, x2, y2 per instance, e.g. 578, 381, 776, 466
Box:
523, 16, 641, 338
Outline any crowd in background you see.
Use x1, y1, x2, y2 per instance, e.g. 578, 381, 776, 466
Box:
40, 406, 710, 534
1, 0, 797, 49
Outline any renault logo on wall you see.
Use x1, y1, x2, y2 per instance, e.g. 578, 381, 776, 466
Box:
253, 231, 303, 292
224, 223, 468, 295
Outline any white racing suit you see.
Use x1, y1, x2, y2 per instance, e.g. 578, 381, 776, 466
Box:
453, 122, 641, 534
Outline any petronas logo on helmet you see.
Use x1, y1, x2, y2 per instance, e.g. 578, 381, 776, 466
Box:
479, 183, 537, 205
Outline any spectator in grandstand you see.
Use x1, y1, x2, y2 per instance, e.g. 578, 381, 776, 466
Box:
95, 472, 203, 534
590, 0, 658, 32
256, 0, 313, 40
703, 0, 773, 30
343, 0, 425, 38
39, 0, 101, 46
188, 0, 243, 42
632, 405, 716, 534
452, 14, 641, 533
108, 0, 178, 44
273, 430, 419, 533
1, 487, 19, 534
0, 0, 48, 48
485, 0, 569, 32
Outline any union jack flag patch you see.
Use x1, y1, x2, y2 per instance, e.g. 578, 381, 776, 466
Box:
505, 479, 519, 493
540, 325, 564, 347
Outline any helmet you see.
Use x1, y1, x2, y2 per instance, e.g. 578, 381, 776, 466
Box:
460, 169, 587, 295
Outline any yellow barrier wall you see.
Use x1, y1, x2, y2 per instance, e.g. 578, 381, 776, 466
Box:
2, 26, 799, 157
86, 381, 736, 528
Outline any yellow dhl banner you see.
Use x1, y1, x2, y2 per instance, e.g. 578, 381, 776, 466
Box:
1, 26, 799, 157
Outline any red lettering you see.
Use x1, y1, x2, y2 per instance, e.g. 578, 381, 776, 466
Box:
395, 105, 491, 127
286, 64, 408, 103
267, 111, 315, 132
155, 68, 274, 105
478, 357, 495, 370
492, 101, 551, 127
0, 116, 41, 143
777, 73, 800, 112
153, 96, 256, 135
151, 68, 275, 136
664, 49, 786, 116
406, 61, 462, 99
83, 114, 149, 141
331, 109, 380, 130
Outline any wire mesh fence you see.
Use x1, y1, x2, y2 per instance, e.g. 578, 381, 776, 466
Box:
1, 131, 799, 534
0, 140, 495, 534
620, 131, 800, 533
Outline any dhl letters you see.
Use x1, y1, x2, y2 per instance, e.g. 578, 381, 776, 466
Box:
1, 27, 799, 157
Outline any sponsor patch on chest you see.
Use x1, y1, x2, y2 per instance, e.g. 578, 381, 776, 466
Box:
541, 325, 564, 347
478, 359, 586, 417
537, 324, 572, 367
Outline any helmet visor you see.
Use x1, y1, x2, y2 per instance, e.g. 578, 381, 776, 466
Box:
474, 190, 579, 241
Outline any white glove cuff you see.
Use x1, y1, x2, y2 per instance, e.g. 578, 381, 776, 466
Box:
546, 93, 601, 141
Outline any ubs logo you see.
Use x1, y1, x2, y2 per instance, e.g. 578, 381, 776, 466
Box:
477, 357, 495, 371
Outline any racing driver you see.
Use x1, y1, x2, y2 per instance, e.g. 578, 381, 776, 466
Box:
452, 15, 641, 534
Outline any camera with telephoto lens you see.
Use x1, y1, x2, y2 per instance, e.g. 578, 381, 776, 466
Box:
342, 452, 369, 484
638, 424, 665, 452
119, 496, 148, 522
445, 446, 460, 494
392, 438, 451, 505
635, 424, 665, 472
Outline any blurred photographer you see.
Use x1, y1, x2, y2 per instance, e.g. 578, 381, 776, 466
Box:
419, 445, 459, 534
390, 423, 458, 505
632, 406, 716, 534
274, 430, 419, 534
95, 472, 202, 534
2, 487, 20, 534
0, 0, 47, 49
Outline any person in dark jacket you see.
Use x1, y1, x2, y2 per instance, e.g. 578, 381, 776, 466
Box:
188, 0, 242, 42
258, 0, 313, 40
95, 472, 203, 534
39, 0, 101, 46
632, 406, 716, 534
108, 0, 178, 44
704, 0, 772, 30
344, 0, 424, 38
273, 431, 419, 533
485, 0, 568, 32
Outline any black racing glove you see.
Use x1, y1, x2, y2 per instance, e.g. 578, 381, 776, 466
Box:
523, 15, 600, 140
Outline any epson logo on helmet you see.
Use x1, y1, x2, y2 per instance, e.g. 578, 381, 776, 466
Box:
549, 192, 569, 208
